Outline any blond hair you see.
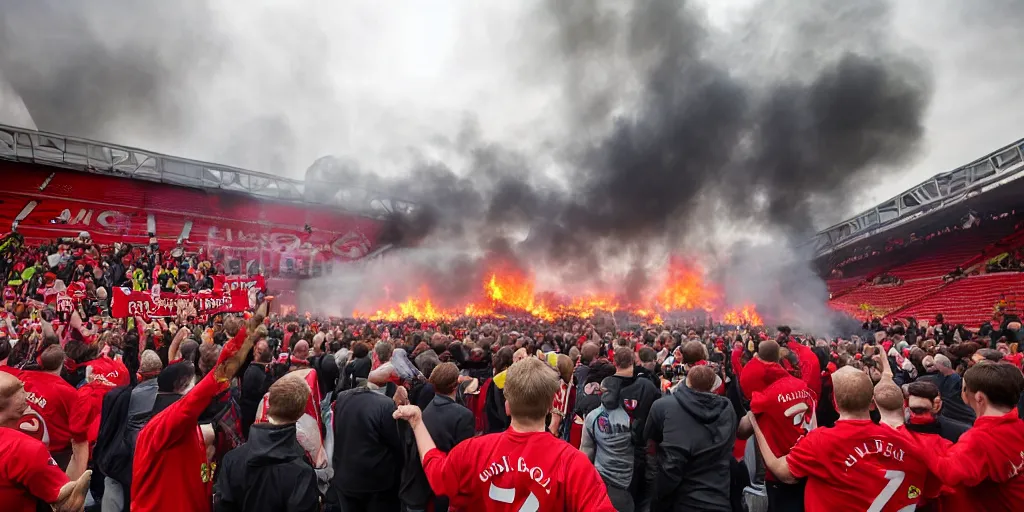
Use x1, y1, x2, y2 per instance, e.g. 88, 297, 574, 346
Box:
504, 357, 559, 422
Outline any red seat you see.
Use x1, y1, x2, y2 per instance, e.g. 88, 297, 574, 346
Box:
892, 273, 1024, 326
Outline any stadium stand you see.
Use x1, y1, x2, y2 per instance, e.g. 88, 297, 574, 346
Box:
830, 277, 947, 319
893, 273, 1024, 327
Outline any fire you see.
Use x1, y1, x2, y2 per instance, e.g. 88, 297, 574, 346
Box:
655, 257, 720, 311
353, 258, 763, 326
722, 305, 763, 326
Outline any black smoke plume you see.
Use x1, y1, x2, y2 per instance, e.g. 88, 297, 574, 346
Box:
1, 0, 948, 329
314, 0, 933, 279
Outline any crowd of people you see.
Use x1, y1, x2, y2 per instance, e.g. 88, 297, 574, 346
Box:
1, 235, 1024, 511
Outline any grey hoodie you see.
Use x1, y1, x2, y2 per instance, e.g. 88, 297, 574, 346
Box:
580, 377, 634, 489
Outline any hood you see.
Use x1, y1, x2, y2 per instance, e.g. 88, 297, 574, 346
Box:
247, 423, 305, 467
674, 385, 731, 425
600, 376, 623, 410
762, 363, 792, 387
673, 385, 735, 455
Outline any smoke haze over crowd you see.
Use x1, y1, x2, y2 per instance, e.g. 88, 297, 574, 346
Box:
1, 0, 1021, 331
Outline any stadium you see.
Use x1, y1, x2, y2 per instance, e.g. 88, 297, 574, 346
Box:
816, 136, 1024, 329
2, 120, 1021, 330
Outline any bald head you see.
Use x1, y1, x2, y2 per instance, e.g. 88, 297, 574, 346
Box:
0, 371, 27, 425
758, 340, 780, 363
293, 340, 310, 360
832, 367, 874, 414
873, 381, 904, 413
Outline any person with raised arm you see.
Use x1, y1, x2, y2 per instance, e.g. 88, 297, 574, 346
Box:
131, 299, 269, 512
394, 356, 615, 512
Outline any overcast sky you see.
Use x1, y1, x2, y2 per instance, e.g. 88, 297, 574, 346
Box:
0, 0, 1021, 230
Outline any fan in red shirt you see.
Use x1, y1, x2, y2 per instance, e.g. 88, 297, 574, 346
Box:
750, 366, 931, 512
132, 303, 267, 512
738, 340, 816, 510
739, 352, 779, 401
777, 327, 822, 398
19, 345, 78, 467
66, 348, 129, 480
395, 356, 615, 512
922, 361, 1024, 512
0, 370, 91, 512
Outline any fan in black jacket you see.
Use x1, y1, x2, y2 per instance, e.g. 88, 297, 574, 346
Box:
338, 343, 372, 392
330, 386, 404, 511
400, 362, 475, 511
644, 366, 737, 512
215, 377, 319, 512
239, 340, 274, 439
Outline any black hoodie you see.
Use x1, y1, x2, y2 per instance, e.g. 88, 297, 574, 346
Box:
609, 372, 660, 504
214, 423, 319, 512
644, 385, 737, 512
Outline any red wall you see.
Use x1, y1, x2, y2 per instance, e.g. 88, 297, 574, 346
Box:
0, 163, 384, 268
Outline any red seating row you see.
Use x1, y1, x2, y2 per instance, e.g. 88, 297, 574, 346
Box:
829, 278, 946, 317
892, 273, 1024, 327
884, 223, 1013, 279
825, 277, 864, 297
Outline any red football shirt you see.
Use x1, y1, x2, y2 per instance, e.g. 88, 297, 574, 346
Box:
923, 409, 1024, 512
787, 342, 823, 398
786, 419, 929, 512
750, 374, 816, 481
0, 364, 21, 378
898, 426, 970, 512
422, 428, 615, 512
132, 372, 228, 512
20, 371, 77, 452
69, 381, 114, 445
740, 357, 779, 400
0, 428, 70, 512
69, 357, 130, 445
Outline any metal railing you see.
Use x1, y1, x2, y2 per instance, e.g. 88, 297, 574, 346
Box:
0, 122, 416, 220
811, 137, 1024, 256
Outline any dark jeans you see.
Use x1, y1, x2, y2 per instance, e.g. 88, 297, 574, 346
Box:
602, 476, 635, 512
767, 480, 805, 512
337, 491, 401, 512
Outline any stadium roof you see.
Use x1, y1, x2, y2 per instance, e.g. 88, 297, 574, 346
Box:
0, 122, 416, 221
811, 137, 1024, 256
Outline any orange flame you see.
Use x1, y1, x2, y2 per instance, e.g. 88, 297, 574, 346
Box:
722, 305, 764, 326
655, 257, 720, 312
353, 258, 762, 325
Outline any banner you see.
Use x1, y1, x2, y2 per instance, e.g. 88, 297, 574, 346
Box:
213, 275, 266, 293
212, 275, 265, 311
109, 287, 234, 319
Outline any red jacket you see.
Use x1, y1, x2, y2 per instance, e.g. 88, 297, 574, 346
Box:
131, 373, 227, 512
925, 409, 1024, 512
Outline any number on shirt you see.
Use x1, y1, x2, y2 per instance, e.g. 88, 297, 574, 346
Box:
489, 483, 539, 512
783, 402, 814, 434
867, 470, 916, 512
